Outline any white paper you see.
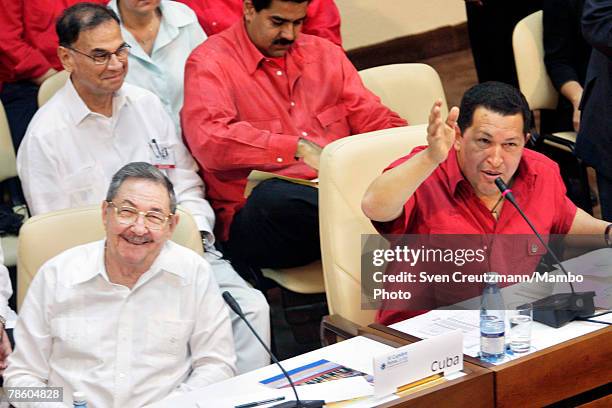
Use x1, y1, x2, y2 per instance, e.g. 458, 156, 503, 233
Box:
390, 309, 612, 365
294, 376, 373, 402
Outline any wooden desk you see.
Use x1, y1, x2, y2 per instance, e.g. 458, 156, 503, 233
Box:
321, 316, 494, 408
367, 321, 612, 407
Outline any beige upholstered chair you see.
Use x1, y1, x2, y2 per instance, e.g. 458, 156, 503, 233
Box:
0, 100, 19, 268
261, 261, 324, 294
358, 63, 448, 125
513, 10, 576, 152
513, 10, 592, 211
17, 204, 203, 309
37, 70, 70, 107
319, 124, 428, 326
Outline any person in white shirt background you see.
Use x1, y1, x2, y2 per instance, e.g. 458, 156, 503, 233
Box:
16, 2, 269, 373
4, 162, 237, 408
108, 0, 207, 136
0, 244, 14, 374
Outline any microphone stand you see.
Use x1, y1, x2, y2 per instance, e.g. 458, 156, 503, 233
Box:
494, 178, 595, 327
223, 291, 324, 408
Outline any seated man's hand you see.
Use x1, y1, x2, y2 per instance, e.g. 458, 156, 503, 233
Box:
425, 101, 460, 165
295, 138, 323, 171
0, 328, 12, 373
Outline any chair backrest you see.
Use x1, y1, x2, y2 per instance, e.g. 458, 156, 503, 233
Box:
17, 205, 203, 309
37, 70, 70, 107
0, 100, 17, 182
358, 63, 447, 125
319, 124, 428, 326
513, 10, 558, 110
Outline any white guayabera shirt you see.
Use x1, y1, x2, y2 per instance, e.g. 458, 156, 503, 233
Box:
0, 243, 14, 322
5, 240, 236, 408
16, 79, 216, 243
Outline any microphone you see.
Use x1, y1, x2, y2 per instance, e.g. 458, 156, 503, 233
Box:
222, 291, 324, 408
494, 178, 595, 327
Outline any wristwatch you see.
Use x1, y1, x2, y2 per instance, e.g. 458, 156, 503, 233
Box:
605, 224, 612, 247
200, 231, 208, 251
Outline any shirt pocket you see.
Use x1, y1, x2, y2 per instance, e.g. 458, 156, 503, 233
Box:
62, 162, 107, 207
316, 104, 349, 131
49, 317, 105, 374
249, 118, 283, 134
144, 319, 194, 361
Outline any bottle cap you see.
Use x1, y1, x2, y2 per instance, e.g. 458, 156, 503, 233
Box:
73, 391, 86, 403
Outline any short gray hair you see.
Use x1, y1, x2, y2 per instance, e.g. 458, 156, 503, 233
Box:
106, 162, 177, 213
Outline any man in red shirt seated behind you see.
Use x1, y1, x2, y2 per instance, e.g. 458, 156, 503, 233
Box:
182, 0, 406, 275
362, 82, 611, 325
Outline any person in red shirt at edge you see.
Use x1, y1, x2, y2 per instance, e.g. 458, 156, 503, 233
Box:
362, 82, 612, 326
175, 0, 342, 46
0, 0, 107, 150
181, 0, 406, 277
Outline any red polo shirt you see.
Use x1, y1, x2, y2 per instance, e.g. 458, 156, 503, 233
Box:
182, 21, 406, 241
0, 0, 107, 83
374, 145, 578, 325
175, 0, 342, 46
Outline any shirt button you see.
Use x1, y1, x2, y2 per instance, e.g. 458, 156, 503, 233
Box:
301, 131, 308, 137
119, 373, 126, 378
290, 101, 296, 107
276, 70, 283, 76
212, 21, 217, 26
276, 157, 283, 163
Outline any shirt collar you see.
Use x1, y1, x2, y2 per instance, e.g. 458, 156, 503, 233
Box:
62, 77, 91, 125
108, 0, 192, 27
109, 0, 195, 60
62, 77, 131, 126
445, 147, 466, 195
444, 147, 538, 195
233, 19, 305, 74
71, 241, 188, 286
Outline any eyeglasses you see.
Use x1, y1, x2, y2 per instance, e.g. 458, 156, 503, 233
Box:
106, 201, 172, 230
66, 43, 131, 65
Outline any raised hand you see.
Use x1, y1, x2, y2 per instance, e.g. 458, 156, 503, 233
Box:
425, 100, 460, 165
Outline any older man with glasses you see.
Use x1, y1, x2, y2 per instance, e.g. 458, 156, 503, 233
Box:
16, 2, 270, 374
5, 162, 236, 407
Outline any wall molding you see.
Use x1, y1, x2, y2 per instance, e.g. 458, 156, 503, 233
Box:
347, 22, 469, 70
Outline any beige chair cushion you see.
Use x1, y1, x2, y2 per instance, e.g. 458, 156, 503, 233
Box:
37, 70, 70, 107
319, 124, 428, 326
261, 261, 324, 294
0, 100, 16, 183
17, 204, 203, 309
513, 10, 558, 111
358, 63, 447, 125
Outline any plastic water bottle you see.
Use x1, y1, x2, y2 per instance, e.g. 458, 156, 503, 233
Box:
480, 272, 505, 362
73, 391, 87, 408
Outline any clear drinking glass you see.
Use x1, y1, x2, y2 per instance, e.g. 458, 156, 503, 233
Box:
508, 302, 533, 353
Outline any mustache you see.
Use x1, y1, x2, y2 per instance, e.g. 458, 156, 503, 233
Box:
273, 38, 294, 46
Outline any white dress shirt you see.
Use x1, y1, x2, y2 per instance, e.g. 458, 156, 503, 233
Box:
16, 79, 216, 240
0, 243, 13, 320
109, 0, 207, 135
4, 240, 236, 408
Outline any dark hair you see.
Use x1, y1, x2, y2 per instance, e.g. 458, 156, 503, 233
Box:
56, 2, 120, 47
251, 0, 309, 12
457, 81, 532, 135
106, 162, 177, 213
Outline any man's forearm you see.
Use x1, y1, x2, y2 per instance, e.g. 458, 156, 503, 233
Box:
362, 149, 440, 222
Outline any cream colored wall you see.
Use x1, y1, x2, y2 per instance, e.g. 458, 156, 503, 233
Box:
336, 0, 468, 51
